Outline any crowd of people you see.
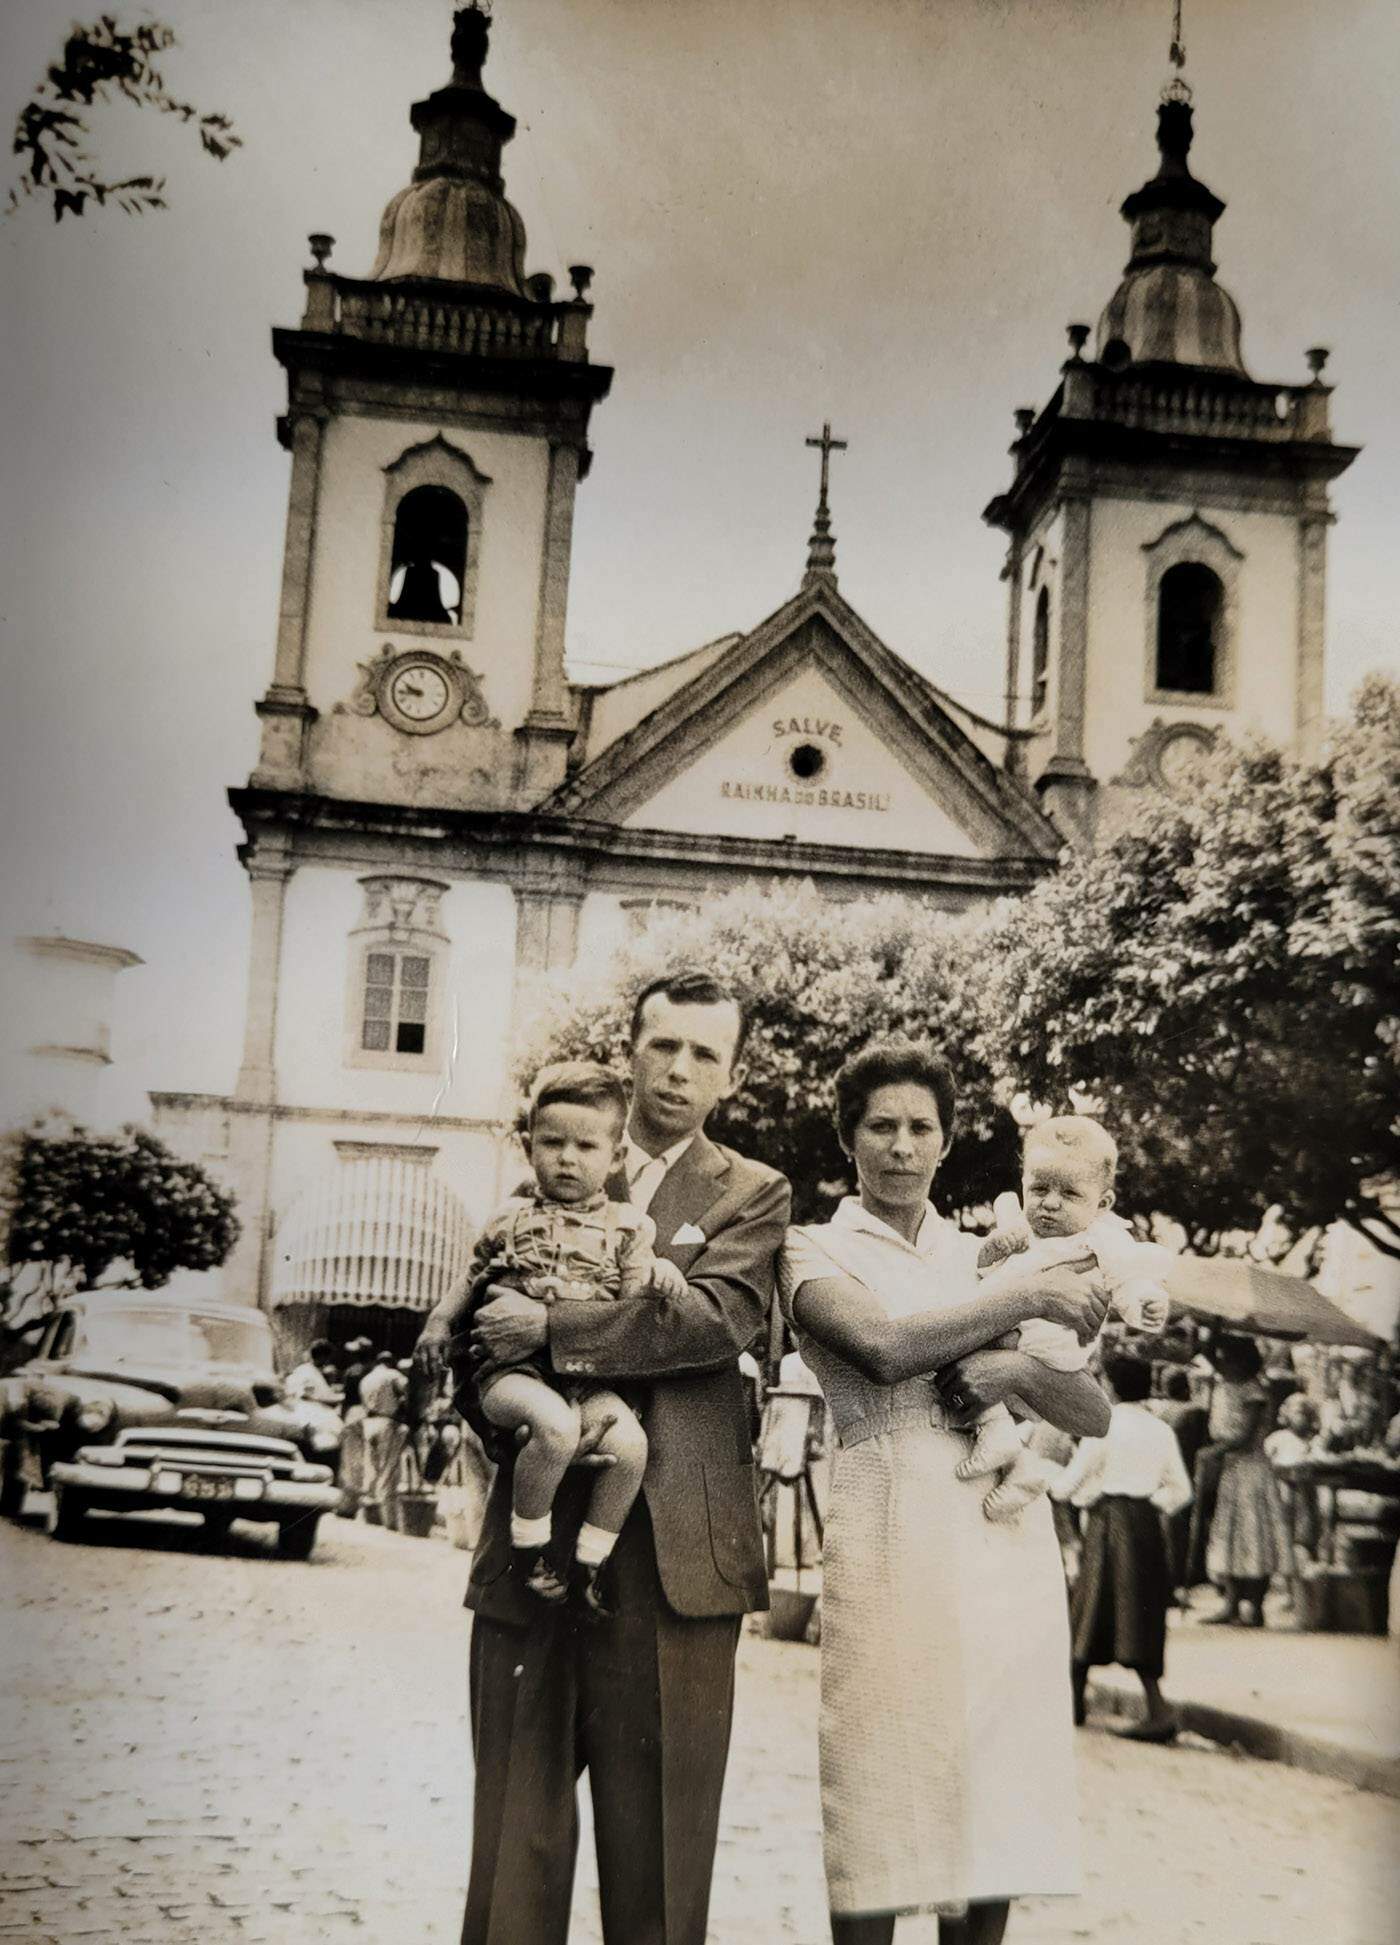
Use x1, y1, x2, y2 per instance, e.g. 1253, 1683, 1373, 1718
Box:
284, 1335, 468, 1528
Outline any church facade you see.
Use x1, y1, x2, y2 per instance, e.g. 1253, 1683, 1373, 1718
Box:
151, 11, 1356, 1349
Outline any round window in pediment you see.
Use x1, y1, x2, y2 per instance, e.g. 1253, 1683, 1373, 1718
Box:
788, 742, 826, 781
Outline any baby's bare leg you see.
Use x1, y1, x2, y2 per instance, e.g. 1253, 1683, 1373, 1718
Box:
481, 1373, 581, 1521
576, 1389, 648, 1535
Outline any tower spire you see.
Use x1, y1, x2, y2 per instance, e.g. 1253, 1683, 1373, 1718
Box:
802, 421, 847, 591
367, 4, 528, 291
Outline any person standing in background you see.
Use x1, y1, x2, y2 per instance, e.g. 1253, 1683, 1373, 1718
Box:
1153, 1369, 1209, 1593
1052, 1354, 1192, 1741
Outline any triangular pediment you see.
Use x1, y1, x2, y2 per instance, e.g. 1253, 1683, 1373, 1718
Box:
546, 585, 1060, 862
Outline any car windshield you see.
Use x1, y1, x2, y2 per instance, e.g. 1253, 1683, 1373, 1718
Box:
78, 1309, 273, 1371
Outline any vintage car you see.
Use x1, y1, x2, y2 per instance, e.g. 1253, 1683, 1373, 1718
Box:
0, 1293, 342, 1557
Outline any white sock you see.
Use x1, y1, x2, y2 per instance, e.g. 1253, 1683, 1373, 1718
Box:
575, 1522, 618, 1568
511, 1512, 552, 1550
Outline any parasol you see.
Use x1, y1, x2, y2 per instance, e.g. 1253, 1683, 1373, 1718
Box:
1160, 1255, 1383, 1348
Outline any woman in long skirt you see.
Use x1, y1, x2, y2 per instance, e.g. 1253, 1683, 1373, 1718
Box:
1051, 1355, 1194, 1740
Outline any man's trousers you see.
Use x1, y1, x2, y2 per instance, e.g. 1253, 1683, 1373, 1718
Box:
462, 1508, 742, 1945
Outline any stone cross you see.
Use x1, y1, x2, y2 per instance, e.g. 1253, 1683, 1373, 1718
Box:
805, 421, 848, 507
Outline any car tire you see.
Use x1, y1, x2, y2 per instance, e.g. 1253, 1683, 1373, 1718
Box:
276, 1515, 320, 1561
48, 1484, 91, 1542
201, 1512, 234, 1549
0, 1462, 25, 1521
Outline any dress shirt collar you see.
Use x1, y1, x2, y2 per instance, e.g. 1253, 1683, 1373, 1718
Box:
622, 1131, 695, 1186
831, 1194, 944, 1255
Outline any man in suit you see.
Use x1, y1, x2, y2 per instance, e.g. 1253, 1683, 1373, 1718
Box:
420, 969, 790, 1945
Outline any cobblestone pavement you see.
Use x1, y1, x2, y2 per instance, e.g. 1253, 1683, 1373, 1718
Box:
1, 1509, 1396, 1944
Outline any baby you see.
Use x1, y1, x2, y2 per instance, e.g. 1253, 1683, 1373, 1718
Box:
447, 1061, 687, 1615
964, 1115, 1170, 1521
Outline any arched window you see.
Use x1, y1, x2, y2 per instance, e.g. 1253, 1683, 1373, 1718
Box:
1155, 562, 1222, 695
1031, 586, 1050, 718
387, 485, 467, 626
376, 436, 492, 639
1142, 516, 1239, 707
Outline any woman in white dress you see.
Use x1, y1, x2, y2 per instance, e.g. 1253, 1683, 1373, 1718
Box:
780, 1042, 1111, 1945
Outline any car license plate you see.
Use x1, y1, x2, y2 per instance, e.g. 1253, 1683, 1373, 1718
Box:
183, 1474, 236, 1501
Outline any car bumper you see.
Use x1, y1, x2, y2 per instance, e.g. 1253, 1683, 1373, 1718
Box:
49, 1457, 341, 1520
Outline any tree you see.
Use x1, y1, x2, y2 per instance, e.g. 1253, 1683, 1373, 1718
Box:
4, 1122, 240, 1319
519, 882, 1019, 1223
974, 676, 1400, 1257
9, 17, 241, 221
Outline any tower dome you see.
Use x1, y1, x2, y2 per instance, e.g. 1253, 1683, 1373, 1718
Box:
1095, 91, 1247, 375
368, 5, 529, 294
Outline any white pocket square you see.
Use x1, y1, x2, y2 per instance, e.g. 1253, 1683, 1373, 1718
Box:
671, 1222, 706, 1246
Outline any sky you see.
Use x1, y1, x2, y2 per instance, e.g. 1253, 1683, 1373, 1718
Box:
1, 0, 1397, 1119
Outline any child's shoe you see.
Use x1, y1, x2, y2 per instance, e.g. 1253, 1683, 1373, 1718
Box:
982, 1457, 1052, 1524
573, 1558, 616, 1623
955, 1414, 1024, 1480
513, 1547, 569, 1604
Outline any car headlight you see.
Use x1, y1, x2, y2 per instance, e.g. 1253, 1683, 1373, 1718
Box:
74, 1399, 115, 1434
308, 1424, 341, 1452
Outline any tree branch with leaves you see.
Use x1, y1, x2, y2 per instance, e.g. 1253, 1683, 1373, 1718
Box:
4, 1122, 239, 1323
9, 16, 241, 220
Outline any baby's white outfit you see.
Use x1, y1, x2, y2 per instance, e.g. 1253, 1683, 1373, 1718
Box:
961, 1198, 1170, 1521
1012, 1210, 1170, 1371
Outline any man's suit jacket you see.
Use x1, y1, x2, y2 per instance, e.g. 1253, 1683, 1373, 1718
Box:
466, 1132, 790, 1627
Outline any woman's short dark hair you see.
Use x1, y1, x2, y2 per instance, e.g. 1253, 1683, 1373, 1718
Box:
1104, 1354, 1153, 1403
834, 1040, 958, 1152
628, 969, 751, 1062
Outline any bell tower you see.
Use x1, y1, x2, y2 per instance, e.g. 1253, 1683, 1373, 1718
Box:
252, 3, 612, 814
984, 79, 1358, 839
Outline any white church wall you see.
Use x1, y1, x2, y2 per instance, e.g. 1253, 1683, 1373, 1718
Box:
1083, 496, 1299, 786
273, 865, 517, 1121
627, 667, 982, 856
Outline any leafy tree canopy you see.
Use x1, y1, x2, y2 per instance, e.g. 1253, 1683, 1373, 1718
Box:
9, 16, 241, 221
975, 676, 1400, 1258
5, 1122, 240, 1312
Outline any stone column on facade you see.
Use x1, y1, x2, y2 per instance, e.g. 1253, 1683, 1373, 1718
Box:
1295, 508, 1330, 763
513, 890, 584, 976
228, 842, 293, 1310
252, 393, 327, 788
234, 844, 292, 1107
1037, 489, 1097, 843
515, 439, 581, 801
510, 852, 585, 1042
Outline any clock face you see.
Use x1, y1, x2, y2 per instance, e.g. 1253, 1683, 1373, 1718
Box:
383, 659, 454, 733
1155, 726, 1212, 790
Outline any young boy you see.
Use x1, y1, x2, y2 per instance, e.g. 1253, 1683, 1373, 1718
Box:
964, 1115, 1170, 1521
446, 1062, 687, 1613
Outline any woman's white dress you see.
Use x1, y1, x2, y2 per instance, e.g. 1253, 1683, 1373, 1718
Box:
780, 1199, 1081, 1917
